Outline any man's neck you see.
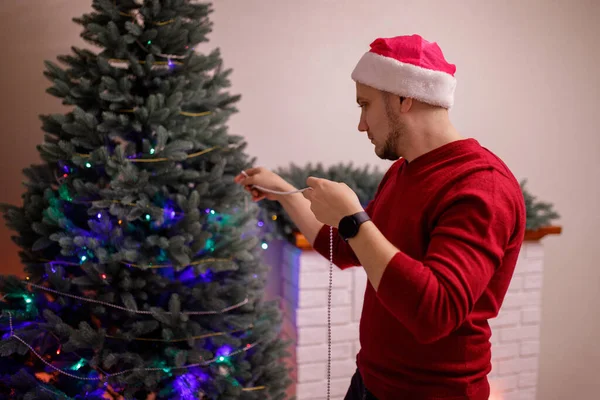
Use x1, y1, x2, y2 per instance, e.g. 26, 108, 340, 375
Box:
401, 113, 462, 162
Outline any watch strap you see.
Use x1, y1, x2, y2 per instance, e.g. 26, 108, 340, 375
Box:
352, 211, 370, 225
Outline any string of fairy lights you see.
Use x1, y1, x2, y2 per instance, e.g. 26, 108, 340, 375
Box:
2, 311, 265, 392
75, 145, 233, 165
0, 138, 275, 393
1, 275, 266, 390
22, 280, 250, 316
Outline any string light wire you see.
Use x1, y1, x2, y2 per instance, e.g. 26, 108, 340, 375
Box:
20, 281, 249, 316
105, 325, 253, 343
42, 256, 233, 271
115, 107, 211, 118
77, 145, 219, 163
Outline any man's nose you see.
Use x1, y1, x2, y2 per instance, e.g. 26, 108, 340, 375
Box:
358, 117, 368, 132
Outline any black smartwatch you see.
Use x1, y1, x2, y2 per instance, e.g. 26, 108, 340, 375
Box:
338, 211, 370, 241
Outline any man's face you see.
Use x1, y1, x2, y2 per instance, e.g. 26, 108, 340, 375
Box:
355, 82, 406, 161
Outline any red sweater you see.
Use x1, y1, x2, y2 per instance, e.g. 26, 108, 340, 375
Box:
313, 139, 526, 400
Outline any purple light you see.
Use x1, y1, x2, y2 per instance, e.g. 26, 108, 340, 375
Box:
97, 213, 102, 219
197, 371, 209, 381
217, 345, 232, 357
257, 221, 264, 227
164, 206, 176, 221
179, 268, 196, 282
173, 373, 201, 400
197, 269, 212, 283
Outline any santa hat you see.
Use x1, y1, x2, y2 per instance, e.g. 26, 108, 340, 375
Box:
351, 35, 457, 108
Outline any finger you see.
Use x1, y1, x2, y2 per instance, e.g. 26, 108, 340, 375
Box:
306, 176, 318, 187
235, 168, 261, 183
243, 167, 262, 176
245, 186, 264, 199
234, 174, 245, 183
306, 176, 328, 187
251, 190, 265, 202
245, 186, 263, 198
239, 175, 256, 186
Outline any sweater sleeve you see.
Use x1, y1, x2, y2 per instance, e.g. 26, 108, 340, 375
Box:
375, 171, 522, 343
312, 222, 360, 269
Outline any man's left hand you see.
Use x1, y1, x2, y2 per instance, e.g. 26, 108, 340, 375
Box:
302, 177, 364, 228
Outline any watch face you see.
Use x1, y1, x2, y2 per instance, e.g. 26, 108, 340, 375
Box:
339, 215, 358, 238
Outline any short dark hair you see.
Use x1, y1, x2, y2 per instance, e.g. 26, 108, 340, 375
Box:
381, 91, 405, 104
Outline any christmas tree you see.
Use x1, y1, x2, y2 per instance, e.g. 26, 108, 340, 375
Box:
0, 0, 290, 398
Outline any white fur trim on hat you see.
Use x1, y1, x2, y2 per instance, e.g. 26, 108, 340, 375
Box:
351, 51, 457, 108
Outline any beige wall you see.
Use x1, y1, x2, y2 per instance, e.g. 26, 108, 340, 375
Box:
1, 1, 598, 399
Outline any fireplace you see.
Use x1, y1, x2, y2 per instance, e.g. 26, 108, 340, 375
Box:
269, 227, 560, 400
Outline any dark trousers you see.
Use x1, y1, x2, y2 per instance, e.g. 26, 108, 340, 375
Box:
344, 369, 378, 400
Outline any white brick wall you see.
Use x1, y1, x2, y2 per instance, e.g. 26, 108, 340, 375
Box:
279, 246, 362, 400
488, 243, 545, 400
276, 242, 545, 400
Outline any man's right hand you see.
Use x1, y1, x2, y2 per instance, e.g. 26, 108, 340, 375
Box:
235, 167, 325, 246
234, 167, 295, 202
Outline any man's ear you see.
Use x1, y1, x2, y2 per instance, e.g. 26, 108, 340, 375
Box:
399, 97, 413, 113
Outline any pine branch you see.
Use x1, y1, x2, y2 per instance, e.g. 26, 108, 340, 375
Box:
520, 179, 560, 230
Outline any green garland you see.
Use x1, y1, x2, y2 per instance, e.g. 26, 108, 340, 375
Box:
258, 163, 560, 245
520, 179, 561, 231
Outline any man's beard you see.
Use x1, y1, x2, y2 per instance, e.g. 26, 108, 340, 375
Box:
378, 125, 403, 160
376, 98, 405, 161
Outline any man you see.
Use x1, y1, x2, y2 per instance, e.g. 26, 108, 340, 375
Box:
235, 34, 526, 400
